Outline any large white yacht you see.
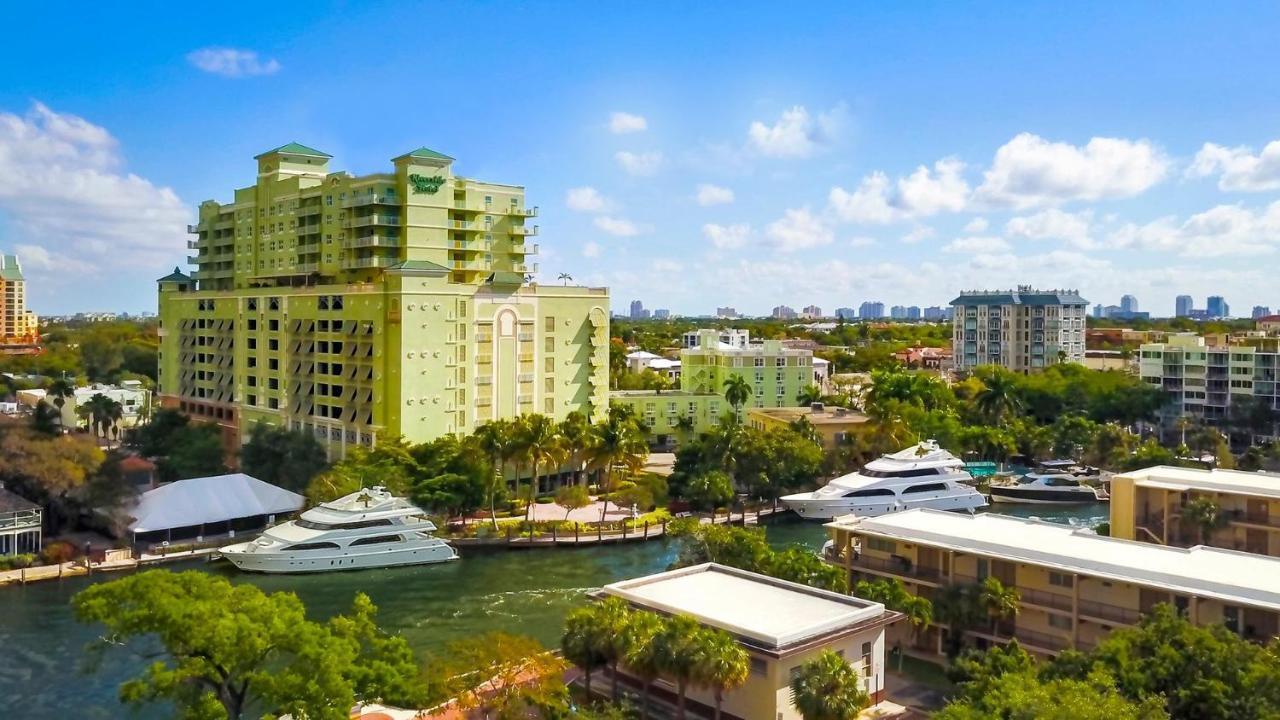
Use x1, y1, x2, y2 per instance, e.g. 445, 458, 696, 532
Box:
220, 486, 458, 573
989, 472, 1105, 504
781, 441, 988, 521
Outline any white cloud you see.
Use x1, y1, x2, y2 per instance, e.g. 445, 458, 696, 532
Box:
703, 223, 751, 250
0, 102, 189, 285
609, 112, 648, 134
615, 150, 663, 176
1005, 208, 1096, 249
1187, 140, 1280, 192
900, 226, 935, 245
582, 240, 601, 258
1109, 201, 1280, 257
565, 186, 609, 213
747, 104, 845, 159
765, 208, 833, 252
593, 216, 641, 237
849, 236, 876, 248
186, 47, 281, 77
695, 183, 735, 206
974, 133, 1169, 208
943, 236, 1012, 254
652, 258, 683, 273
829, 158, 969, 224
963, 217, 989, 233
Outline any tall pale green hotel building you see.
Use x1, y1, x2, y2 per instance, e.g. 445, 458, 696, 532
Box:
158, 144, 609, 455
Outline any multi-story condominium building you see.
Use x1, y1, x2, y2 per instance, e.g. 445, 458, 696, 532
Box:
826, 508, 1280, 658
1138, 333, 1280, 426
859, 301, 884, 319
715, 306, 739, 319
682, 328, 750, 349
610, 389, 723, 448
1120, 294, 1139, 314
950, 287, 1087, 373
1111, 465, 1280, 556
923, 306, 944, 321
158, 143, 608, 454
835, 307, 857, 320
1255, 306, 1274, 320
801, 304, 823, 318
771, 305, 797, 320
746, 405, 868, 449
1207, 295, 1230, 318
680, 329, 814, 410
0, 253, 38, 349
1175, 294, 1194, 318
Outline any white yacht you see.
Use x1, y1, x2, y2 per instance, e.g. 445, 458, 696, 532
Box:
989, 472, 1105, 504
781, 441, 988, 521
220, 486, 459, 573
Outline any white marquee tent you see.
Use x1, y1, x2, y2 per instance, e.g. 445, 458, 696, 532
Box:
128, 473, 305, 537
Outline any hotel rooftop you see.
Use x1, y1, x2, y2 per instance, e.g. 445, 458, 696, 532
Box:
1117, 465, 1280, 500
600, 563, 897, 655
828, 508, 1280, 612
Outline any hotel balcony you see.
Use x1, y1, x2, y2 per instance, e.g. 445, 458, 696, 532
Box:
346, 214, 401, 228
451, 259, 492, 271
295, 262, 320, 273
342, 194, 398, 208
511, 225, 539, 236
513, 263, 539, 274
504, 206, 538, 217
510, 243, 539, 255
186, 240, 200, 249
344, 234, 401, 249
187, 224, 200, 234
1077, 599, 1142, 626
341, 256, 397, 270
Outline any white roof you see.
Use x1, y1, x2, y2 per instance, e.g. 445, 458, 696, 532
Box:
602, 563, 887, 649
1119, 465, 1280, 500
647, 358, 681, 370
626, 350, 661, 360
828, 509, 1280, 612
128, 473, 305, 533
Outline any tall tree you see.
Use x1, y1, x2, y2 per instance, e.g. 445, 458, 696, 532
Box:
588, 411, 648, 522
239, 422, 330, 492
72, 570, 427, 720
621, 610, 666, 720
692, 628, 749, 720
522, 414, 565, 520
47, 377, 75, 431
1182, 497, 1224, 545
562, 606, 609, 698
559, 411, 594, 486
789, 650, 870, 720
473, 419, 515, 529
723, 374, 752, 415
654, 615, 705, 720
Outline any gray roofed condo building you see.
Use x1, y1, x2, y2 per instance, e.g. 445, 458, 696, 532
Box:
950, 286, 1088, 373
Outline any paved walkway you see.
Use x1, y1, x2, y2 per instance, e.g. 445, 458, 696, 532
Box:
524, 498, 638, 523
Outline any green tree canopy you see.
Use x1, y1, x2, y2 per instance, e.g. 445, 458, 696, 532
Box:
239, 423, 330, 492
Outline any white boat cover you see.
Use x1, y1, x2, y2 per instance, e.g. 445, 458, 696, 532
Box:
128, 473, 305, 533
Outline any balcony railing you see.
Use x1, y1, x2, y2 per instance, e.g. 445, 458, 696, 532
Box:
1077, 599, 1141, 625
1012, 628, 1071, 653
511, 225, 539, 236
1019, 587, 1073, 613
342, 194, 397, 208
855, 555, 944, 584
344, 235, 401, 249
348, 214, 402, 228
341, 256, 396, 269
511, 243, 539, 255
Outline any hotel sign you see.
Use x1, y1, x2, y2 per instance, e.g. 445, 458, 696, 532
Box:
409, 174, 445, 194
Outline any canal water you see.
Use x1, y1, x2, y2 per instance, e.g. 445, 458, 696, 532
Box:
0, 506, 1105, 718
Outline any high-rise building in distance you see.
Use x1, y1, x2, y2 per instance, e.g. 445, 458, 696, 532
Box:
1175, 295, 1194, 318
159, 143, 608, 455
1120, 294, 1139, 314
835, 307, 857, 320
1254, 306, 1273, 320
859, 301, 885, 320
1207, 296, 1230, 318
0, 253, 38, 350
771, 305, 797, 320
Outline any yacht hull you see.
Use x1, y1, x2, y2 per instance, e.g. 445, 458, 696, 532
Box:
988, 487, 1100, 504
782, 493, 988, 521
220, 541, 459, 574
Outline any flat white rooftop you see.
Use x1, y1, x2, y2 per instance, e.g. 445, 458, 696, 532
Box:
828, 508, 1280, 612
601, 563, 887, 650
1119, 465, 1280, 501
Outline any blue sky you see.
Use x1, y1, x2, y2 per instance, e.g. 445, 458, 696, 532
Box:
2, 2, 1280, 316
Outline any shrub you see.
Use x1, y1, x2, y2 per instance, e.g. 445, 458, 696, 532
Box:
0, 553, 36, 571
41, 541, 78, 565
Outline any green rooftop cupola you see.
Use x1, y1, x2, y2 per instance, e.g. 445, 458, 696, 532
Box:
156, 266, 193, 292
393, 147, 454, 163
254, 142, 333, 159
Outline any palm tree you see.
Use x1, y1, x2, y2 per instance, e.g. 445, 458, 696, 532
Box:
558, 411, 593, 486
557, 272, 573, 286
588, 412, 648, 522
973, 369, 1022, 424
508, 415, 534, 513
796, 383, 824, 407
562, 606, 608, 697
789, 650, 869, 720
522, 414, 565, 520
674, 414, 696, 447
978, 576, 1021, 635
48, 377, 75, 432
621, 610, 666, 720
473, 419, 516, 529
854, 578, 932, 669
102, 397, 124, 445
723, 374, 752, 417
1183, 496, 1224, 545
693, 629, 749, 720
654, 615, 703, 720
591, 597, 633, 702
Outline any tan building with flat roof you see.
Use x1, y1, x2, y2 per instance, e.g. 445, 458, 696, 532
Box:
747, 405, 868, 449
1110, 465, 1280, 555
601, 563, 900, 719
826, 509, 1280, 659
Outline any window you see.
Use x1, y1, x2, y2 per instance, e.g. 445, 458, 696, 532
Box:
867, 537, 896, 554
544, 337, 554, 352
349, 534, 404, 546
1224, 605, 1242, 634
545, 316, 555, 332
1048, 571, 1074, 588
902, 482, 949, 494
849, 488, 896, 498
1048, 614, 1073, 630
286, 541, 340, 551
749, 657, 767, 676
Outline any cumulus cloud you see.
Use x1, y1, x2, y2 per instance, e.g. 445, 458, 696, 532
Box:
963, 217, 989, 233
615, 150, 663, 176
652, 258, 683, 273
765, 208, 833, 251
609, 111, 648, 134
186, 47, 281, 77
593, 216, 642, 237
747, 104, 845, 159
0, 102, 189, 287
703, 223, 750, 250
1187, 140, 1280, 192
565, 186, 609, 212
582, 240, 601, 258
944, 236, 1012, 254
829, 158, 969, 224
849, 236, 876, 248
900, 226, 935, 245
974, 133, 1169, 208
1109, 201, 1280, 257
695, 183, 735, 206
1005, 208, 1096, 249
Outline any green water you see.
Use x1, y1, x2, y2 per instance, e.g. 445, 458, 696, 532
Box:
0, 509, 1103, 718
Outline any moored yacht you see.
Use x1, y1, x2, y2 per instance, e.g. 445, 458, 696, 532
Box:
220, 486, 458, 573
988, 472, 1105, 504
781, 441, 988, 521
